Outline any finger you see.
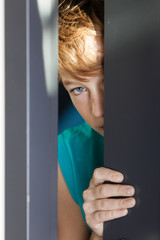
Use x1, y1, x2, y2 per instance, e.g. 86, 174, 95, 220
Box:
83, 184, 135, 201
88, 209, 128, 225
89, 167, 124, 188
83, 197, 136, 214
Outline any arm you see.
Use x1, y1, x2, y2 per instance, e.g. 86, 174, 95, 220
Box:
58, 163, 91, 240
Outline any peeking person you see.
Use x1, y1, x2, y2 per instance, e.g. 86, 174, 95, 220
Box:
58, 1, 136, 239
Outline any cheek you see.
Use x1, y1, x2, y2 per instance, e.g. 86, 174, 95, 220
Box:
70, 93, 94, 120
73, 102, 86, 115
70, 95, 87, 110
70, 98, 90, 119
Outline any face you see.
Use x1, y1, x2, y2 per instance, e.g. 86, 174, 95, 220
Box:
61, 71, 104, 136
61, 35, 104, 136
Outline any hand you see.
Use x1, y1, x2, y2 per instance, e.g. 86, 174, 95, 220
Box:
82, 167, 136, 238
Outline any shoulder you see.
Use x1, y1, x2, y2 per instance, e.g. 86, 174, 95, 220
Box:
58, 122, 92, 143
58, 122, 92, 204
58, 122, 104, 160
58, 122, 103, 148
58, 122, 95, 154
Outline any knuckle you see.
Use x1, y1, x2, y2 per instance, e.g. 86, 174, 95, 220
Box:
99, 185, 105, 196
93, 168, 99, 180
83, 190, 88, 200
100, 200, 106, 209
118, 185, 124, 195
93, 167, 104, 179
109, 210, 115, 219
108, 171, 114, 180
82, 202, 86, 212
119, 199, 125, 208
83, 202, 89, 213
97, 211, 104, 221
99, 167, 105, 171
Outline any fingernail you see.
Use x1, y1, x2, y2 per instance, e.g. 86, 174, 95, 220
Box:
125, 187, 134, 195
120, 209, 128, 215
114, 174, 123, 181
125, 199, 135, 207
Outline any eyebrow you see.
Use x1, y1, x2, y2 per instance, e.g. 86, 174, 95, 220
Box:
62, 81, 76, 86
62, 71, 104, 86
62, 78, 89, 86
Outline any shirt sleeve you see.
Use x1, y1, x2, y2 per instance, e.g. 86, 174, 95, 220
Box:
58, 132, 79, 205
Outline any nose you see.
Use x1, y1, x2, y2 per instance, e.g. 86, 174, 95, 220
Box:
91, 88, 104, 118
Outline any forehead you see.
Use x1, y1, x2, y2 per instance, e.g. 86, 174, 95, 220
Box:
61, 69, 104, 87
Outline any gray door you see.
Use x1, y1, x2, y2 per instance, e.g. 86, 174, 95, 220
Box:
104, 0, 160, 239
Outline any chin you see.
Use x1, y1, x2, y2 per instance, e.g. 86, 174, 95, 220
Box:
95, 127, 104, 136
99, 130, 104, 136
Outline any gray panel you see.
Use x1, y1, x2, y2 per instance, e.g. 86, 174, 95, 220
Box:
5, 0, 26, 239
104, 0, 160, 239
5, 0, 58, 239
28, 0, 58, 240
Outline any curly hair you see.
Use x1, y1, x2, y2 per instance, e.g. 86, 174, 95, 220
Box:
58, 0, 104, 80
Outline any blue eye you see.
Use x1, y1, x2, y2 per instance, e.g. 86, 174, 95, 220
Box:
72, 87, 86, 95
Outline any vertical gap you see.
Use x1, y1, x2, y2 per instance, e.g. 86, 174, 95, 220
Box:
0, 0, 5, 239
26, 0, 30, 239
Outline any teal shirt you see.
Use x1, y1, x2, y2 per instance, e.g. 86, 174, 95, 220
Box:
58, 122, 104, 229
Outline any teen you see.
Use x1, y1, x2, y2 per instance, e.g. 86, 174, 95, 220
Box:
58, 1, 136, 239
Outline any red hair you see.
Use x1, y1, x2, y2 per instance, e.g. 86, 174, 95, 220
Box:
58, 0, 104, 81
